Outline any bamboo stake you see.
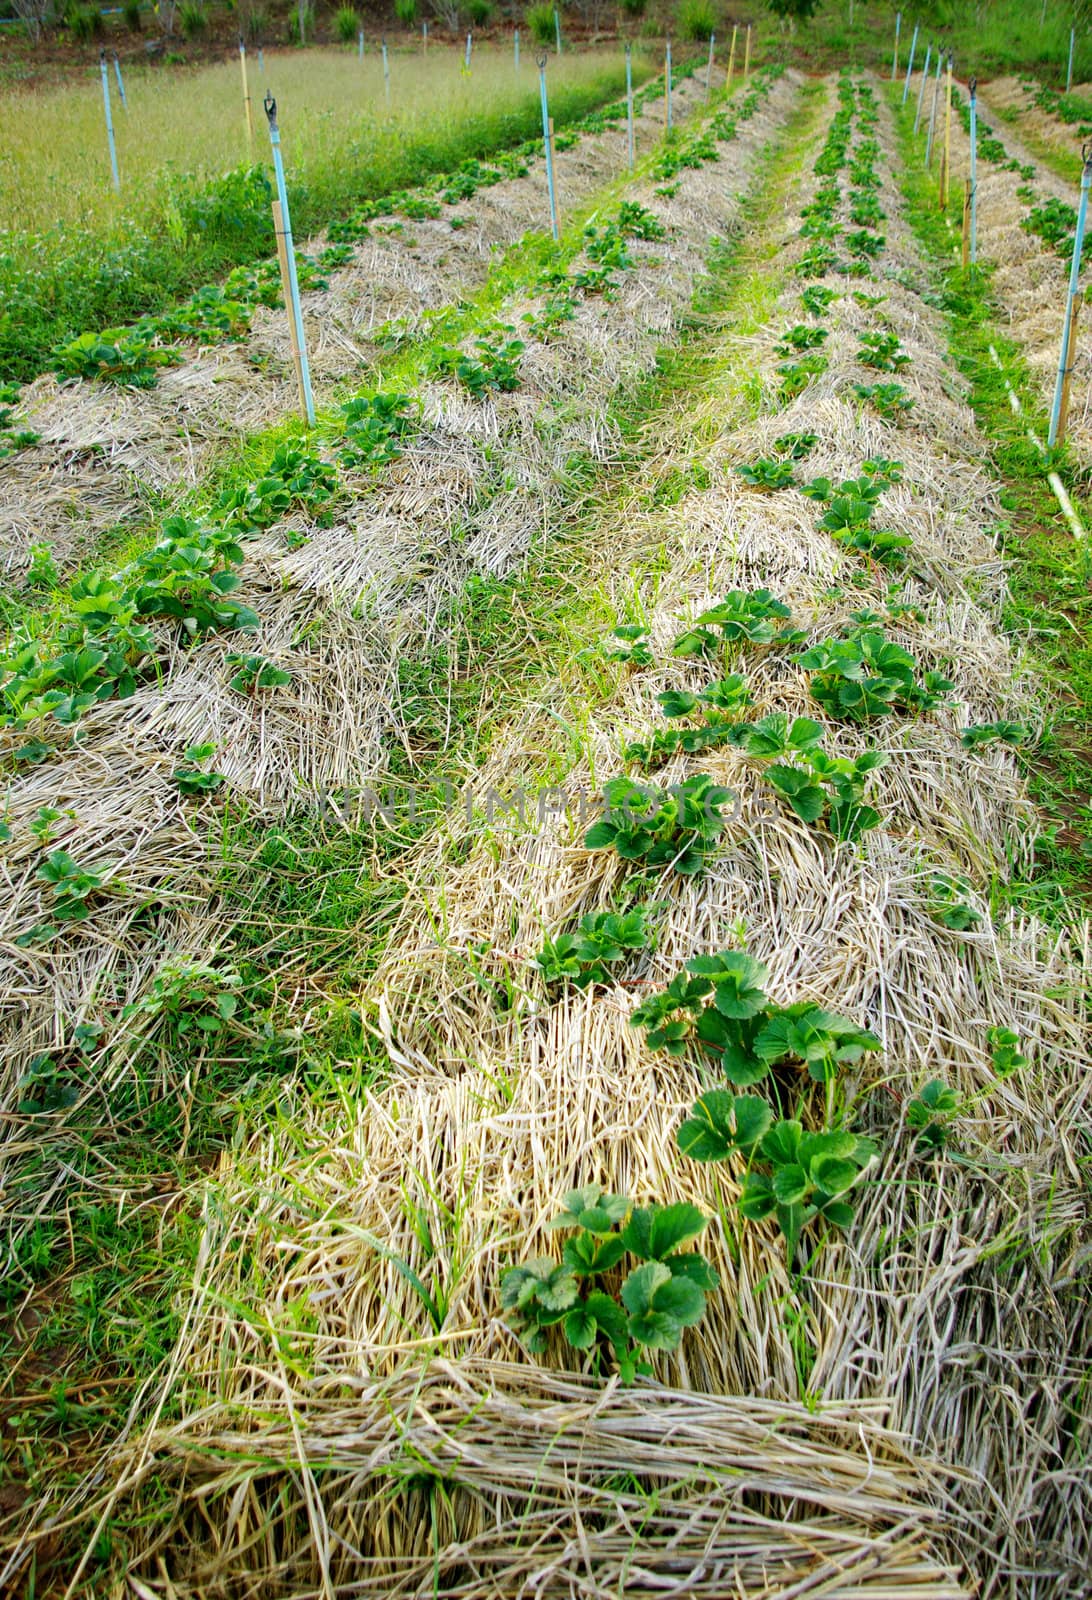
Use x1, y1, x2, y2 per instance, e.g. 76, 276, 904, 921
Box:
925, 48, 942, 167
743, 23, 751, 81
935, 53, 941, 208
1057, 290, 1084, 443
726, 24, 737, 91
271, 199, 306, 416
239, 38, 254, 157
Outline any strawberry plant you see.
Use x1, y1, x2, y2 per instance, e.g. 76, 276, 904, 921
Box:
678, 1092, 877, 1261
172, 742, 226, 797
218, 445, 338, 531
534, 908, 655, 989
335, 392, 416, 470
603, 625, 653, 666
796, 629, 954, 721
625, 677, 753, 768
907, 1078, 961, 1154
672, 589, 801, 657
129, 523, 259, 640
857, 331, 910, 372
988, 1026, 1028, 1077
735, 458, 795, 490
52, 330, 181, 388
960, 720, 1029, 750
845, 229, 884, 259
800, 285, 836, 317
928, 874, 982, 931
571, 265, 620, 299
774, 324, 829, 356
431, 331, 524, 395
774, 430, 818, 459
854, 382, 914, 419
226, 654, 292, 695
778, 355, 829, 401
36, 850, 119, 926
634, 949, 880, 1098
501, 1187, 717, 1382
582, 221, 633, 270
615, 200, 665, 239
584, 773, 735, 875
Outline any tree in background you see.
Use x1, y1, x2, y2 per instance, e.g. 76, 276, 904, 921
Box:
768, 0, 821, 18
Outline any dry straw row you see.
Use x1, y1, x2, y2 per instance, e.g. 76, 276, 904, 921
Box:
20, 75, 1088, 1600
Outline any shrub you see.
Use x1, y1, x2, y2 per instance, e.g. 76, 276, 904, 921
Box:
334, 3, 357, 41
66, 3, 101, 40
124, 0, 142, 29
676, 0, 716, 40
178, 0, 206, 35
525, 1, 554, 44
394, 0, 416, 21
466, 0, 491, 20
620, 0, 648, 13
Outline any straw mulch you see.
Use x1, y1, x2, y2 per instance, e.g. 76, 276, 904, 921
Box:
8, 75, 1089, 1600
0, 76, 704, 579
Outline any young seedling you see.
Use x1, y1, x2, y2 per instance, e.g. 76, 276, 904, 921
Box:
603, 625, 653, 667
960, 721, 1029, 750
672, 590, 800, 657
854, 382, 914, 418
226, 654, 292, 695
501, 1186, 717, 1382
857, 331, 910, 372
584, 773, 735, 875
735, 458, 796, 490
534, 907, 655, 989
774, 431, 818, 459
172, 741, 226, 797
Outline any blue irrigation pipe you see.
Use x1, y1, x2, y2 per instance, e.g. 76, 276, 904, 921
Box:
113, 51, 128, 110
969, 76, 978, 267
914, 41, 931, 133
264, 92, 315, 427
1049, 144, 1092, 446
625, 41, 634, 171
538, 56, 559, 240
901, 22, 918, 103
99, 50, 120, 192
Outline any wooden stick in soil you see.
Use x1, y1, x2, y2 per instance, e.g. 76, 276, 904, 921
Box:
1057, 290, 1084, 445
743, 23, 751, 81
726, 24, 737, 91
272, 198, 306, 417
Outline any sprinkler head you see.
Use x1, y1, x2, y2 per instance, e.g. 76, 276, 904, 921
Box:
264, 92, 277, 129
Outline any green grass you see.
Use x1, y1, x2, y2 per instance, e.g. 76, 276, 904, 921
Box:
0, 46, 648, 386
891, 85, 1092, 922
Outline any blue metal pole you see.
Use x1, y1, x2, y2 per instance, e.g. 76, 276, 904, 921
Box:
892, 11, 901, 79
705, 32, 715, 99
264, 93, 315, 427
99, 51, 120, 193
382, 37, 391, 101
901, 23, 918, 103
514, 26, 519, 69
357, 27, 363, 59
1049, 149, 1092, 445
914, 42, 931, 133
1067, 27, 1075, 93
258, 43, 264, 71
538, 56, 559, 240
464, 29, 471, 69
113, 51, 127, 110
969, 77, 978, 267
554, 7, 561, 53
925, 47, 942, 167
625, 41, 634, 171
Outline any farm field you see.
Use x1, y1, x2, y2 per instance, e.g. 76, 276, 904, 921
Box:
0, 44, 648, 383
1, 12, 1091, 1599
